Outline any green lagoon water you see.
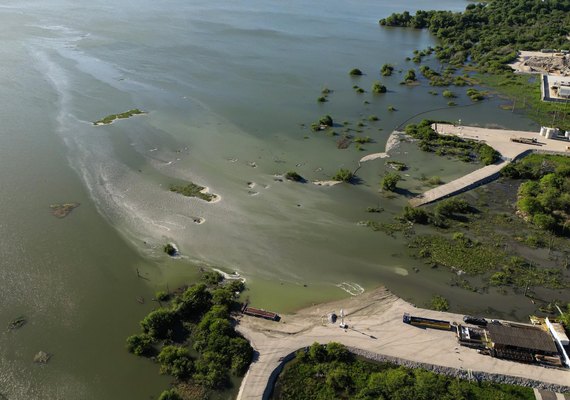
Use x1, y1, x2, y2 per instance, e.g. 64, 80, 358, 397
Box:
0, 0, 547, 398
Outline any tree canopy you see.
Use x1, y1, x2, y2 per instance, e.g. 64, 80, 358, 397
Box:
379, 0, 570, 73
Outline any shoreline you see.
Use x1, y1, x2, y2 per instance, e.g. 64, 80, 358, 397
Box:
235, 287, 570, 399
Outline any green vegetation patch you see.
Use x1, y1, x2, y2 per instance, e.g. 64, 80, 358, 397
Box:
379, 0, 570, 128
405, 120, 501, 165
379, 1, 570, 73
311, 115, 334, 131
402, 69, 416, 84
381, 63, 394, 76
349, 68, 363, 76
502, 154, 570, 235
412, 234, 507, 274
371, 81, 387, 94
430, 295, 449, 311
476, 73, 570, 130
381, 172, 402, 191
93, 109, 145, 125
170, 182, 215, 202
489, 256, 567, 289
127, 275, 252, 397
284, 171, 305, 182
332, 168, 355, 183
272, 342, 534, 400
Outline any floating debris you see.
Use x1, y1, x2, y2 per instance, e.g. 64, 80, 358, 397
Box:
8, 316, 26, 330
33, 351, 51, 364
50, 203, 80, 218
136, 297, 145, 304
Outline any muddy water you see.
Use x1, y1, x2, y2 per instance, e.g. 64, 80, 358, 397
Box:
0, 0, 548, 398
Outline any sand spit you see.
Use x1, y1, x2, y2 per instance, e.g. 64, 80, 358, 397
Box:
358, 131, 402, 163
359, 152, 389, 163
313, 180, 342, 187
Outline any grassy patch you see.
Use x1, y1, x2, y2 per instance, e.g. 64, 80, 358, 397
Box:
170, 182, 214, 202
94, 109, 145, 125
430, 295, 449, 311
411, 234, 507, 274
476, 73, 570, 131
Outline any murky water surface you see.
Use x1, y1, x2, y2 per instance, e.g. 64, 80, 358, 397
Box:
0, 0, 549, 398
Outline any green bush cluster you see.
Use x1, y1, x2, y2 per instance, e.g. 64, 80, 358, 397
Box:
170, 182, 214, 202
381, 172, 402, 191
381, 63, 394, 76
273, 342, 534, 400
467, 88, 485, 101
379, 0, 570, 73
126, 276, 252, 395
93, 109, 145, 125
371, 81, 387, 94
502, 154, 570, 234
403, 69, 416, 83
400, 198, 471, 227
430, 295, 449, 311
311, 115, 334, 131
405, 120, 501, 165
158, 389, 182, 400
332, 168, 355, 183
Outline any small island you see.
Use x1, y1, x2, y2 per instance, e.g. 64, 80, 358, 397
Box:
93, 109, 146, 126
50, 203, 80, 218
170, 182, 217, 202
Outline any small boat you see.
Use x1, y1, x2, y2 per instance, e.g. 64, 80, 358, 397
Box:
8, 316, 26, 330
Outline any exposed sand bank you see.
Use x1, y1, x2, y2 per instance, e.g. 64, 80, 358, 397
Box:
359, 131, 402, 163
313, 180, 342, 186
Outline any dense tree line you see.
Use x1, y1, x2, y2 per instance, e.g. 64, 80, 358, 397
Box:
379, 0, 570, 73
126, 272, 252, 399
502, 154, 570, 234
273, 342, 534, 400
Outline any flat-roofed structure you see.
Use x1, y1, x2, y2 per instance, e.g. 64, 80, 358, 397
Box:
487, 323, 560, 364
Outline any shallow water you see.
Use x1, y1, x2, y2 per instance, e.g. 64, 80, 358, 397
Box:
0, 0, 549, 398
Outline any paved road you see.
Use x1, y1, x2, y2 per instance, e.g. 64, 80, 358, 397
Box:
236, 288, 570, 399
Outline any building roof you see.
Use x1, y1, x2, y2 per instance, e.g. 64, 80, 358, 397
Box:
488, 324, 558, 353
559, 86, 570, 97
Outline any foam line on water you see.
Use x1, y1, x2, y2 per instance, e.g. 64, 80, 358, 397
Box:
336, 282, 364, 296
